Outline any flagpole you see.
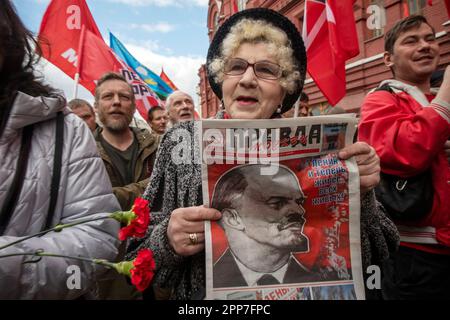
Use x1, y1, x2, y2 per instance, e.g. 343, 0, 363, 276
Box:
73, 73, 80, 100
294, 99, 299, 118
73, 25, 86, 100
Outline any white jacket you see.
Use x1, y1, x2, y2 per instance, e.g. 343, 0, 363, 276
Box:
0, 92, 120, 299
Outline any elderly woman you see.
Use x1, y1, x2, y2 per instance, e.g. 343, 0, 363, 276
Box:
127, 8, 399, 300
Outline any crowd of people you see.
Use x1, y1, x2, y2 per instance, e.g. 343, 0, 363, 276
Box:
0, 0, 448, 300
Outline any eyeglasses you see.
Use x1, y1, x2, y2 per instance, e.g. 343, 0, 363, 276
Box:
223, 58, 282, 80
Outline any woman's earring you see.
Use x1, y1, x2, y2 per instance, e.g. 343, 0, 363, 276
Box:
277, 106, 282, 114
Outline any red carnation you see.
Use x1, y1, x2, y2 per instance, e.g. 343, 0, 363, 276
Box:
118, 198, 150, 241
130, 249, 156, 292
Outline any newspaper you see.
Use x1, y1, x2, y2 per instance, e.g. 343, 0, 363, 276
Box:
198, 115, 364, 300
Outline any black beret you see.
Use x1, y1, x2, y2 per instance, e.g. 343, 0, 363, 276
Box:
206, 7, 307, 114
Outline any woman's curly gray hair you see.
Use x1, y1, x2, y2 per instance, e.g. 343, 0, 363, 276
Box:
208, 19, 301, 94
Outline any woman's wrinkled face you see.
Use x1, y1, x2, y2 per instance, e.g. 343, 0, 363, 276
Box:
222, 42, 286, 119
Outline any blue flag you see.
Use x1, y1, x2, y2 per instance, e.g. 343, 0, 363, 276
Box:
110, 32, 173, 99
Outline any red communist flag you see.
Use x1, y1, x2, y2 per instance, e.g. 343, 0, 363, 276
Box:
38, 0, 101, 89
78, 28, 161, 120
232, 0, 238, 13
77, 27, 122, 93
160, 68, 178, 91
302, 0, 359, 106
446, 0, 450, 18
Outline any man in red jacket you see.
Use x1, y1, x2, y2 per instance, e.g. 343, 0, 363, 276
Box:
358, 15, 450, 299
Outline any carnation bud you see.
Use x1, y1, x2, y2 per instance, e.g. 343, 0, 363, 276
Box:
113, 261, 134, 277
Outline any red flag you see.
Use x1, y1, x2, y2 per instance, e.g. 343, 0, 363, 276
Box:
38, 0, 101, 90
402, 2, 410, 17
232, 0, 238, 13
303, 0, 359, 106
160, 68, 178, 91
78, 29, 161, 120
77, 28, 122, 93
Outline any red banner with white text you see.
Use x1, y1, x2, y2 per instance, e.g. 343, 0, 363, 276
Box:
303, 0, 359, 106
78, 29, 161, 120
38, 0, 101, 90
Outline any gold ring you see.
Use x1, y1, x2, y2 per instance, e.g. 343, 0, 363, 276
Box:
189, 233, 198, 245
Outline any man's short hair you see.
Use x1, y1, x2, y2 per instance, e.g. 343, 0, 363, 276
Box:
299, 92, 309, 103
94, 72, 135, 103
384, 15, 435, 53
148, 106, 165, 121
68, 98, 94, 113
211, 165, 298, 212
211, 167, 248, 212
165, 90, 193, 112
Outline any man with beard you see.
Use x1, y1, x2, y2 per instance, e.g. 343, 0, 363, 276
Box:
93, 72, 160, 299
211, 164, 321, 288
94, 72, 159, 211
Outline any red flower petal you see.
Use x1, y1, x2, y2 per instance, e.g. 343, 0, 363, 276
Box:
130, 249, 155, 292
118, 198, 151, 241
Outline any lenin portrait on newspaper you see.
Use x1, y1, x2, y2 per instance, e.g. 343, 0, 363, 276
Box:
210, 164, 351, 289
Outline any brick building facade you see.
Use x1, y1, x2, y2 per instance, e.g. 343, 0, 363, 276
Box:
198, 0, 450, 118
